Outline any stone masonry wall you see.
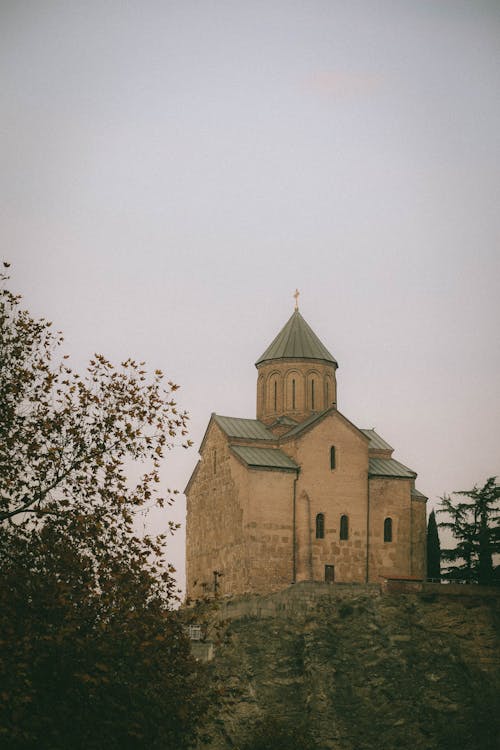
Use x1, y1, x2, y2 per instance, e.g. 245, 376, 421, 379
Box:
368, 476, 413, 581
187, 417, 426, 598
283, 412, 370, 583
186, 423, 249, 599
244, 468, 296, 594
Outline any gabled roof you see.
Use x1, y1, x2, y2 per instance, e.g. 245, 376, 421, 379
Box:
369, 458, 416, 479
213, 414, 274, 441
198, 413, 274, 454
361, 429, 394, 452
281, 406, 369, 443
256, 310, 337, 366
231, 446, 298, 471
282, 408, 328, 438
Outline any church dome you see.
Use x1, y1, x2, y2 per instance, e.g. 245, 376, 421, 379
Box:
255, 308, 338, 425
255, 309, 337, 366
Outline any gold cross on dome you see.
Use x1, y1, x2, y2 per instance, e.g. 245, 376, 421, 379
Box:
293, 288, 300, 310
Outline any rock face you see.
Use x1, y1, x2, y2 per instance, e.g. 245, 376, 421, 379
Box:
198, 583, 500, 750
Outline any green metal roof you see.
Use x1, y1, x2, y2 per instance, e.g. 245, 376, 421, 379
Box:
369, 458, 416, 479
213, 414, 274, 440
281, 408, 328, 438
361, 429, 394, 452
270, 415, 298, 428
411, 487, 427, 499
256, 310, 337, 366
231, 445, 298, 471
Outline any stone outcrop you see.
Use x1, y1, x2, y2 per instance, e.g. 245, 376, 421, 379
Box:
196, 583, 500, 750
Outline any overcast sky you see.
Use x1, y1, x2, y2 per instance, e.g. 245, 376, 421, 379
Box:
2, 1, 499, 592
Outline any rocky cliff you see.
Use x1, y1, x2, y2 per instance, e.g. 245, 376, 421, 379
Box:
195, 583, 499, 750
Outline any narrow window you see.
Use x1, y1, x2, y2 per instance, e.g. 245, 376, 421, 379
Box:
316, 513, 325, 539
213, 449, 217, 474
384, 517, 393, 542
311, 379, 315, 410
340, 514, 349, 540
273, 380, 277, 411
292, 379, 296, 410
330, 446, 336, 470
326, 380, 329, 406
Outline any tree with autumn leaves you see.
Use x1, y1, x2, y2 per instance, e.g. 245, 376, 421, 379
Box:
0, 265, 210, 749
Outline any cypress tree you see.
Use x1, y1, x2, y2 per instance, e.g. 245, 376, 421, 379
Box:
426, 510, 441, 581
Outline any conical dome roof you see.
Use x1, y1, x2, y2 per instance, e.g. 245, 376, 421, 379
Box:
256, 310, 337, 366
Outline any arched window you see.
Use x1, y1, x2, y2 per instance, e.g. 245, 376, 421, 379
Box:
330, 446, 336, 470
311, 379, 315, 410
326, 380, 329, 407
340, 514, 349, 540
384, 517, 393, 542
273, 380, 277, 411
213, 449, 217, 475
316, 513, 325, 539
292, 379, 296, 410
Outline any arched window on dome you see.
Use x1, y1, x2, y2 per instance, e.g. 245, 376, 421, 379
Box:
311, 379, 315, 410
292, 378, 296, 410
258, 375, 265, 411
273, 380, 277, 411
384, 517, 393, 542
340, 514, 349, 540
316, 513, 325, 539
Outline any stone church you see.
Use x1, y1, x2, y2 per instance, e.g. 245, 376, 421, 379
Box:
185, 303, 427, 599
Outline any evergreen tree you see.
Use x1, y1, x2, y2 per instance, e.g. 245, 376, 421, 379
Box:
426, 510, 441, 581
437, 477, 500, 585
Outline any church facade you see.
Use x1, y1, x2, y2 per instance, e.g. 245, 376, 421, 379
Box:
185, 306, 427, 599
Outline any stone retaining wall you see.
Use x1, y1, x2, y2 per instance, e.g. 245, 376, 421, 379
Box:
215, 580, 380, 621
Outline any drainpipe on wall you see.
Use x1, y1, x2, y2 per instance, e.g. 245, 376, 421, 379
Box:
292, 470, 299, 583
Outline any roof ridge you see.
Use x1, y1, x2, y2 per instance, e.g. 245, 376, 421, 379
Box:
279, 406, 368, 443
282, 311, 297, 356
360, 428, 394, 452
214, 413, 263, 423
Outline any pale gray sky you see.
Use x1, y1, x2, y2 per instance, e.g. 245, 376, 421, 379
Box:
2, 1, 499, 591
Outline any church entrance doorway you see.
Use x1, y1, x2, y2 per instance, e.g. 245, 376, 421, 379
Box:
325, 564, 335, 583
